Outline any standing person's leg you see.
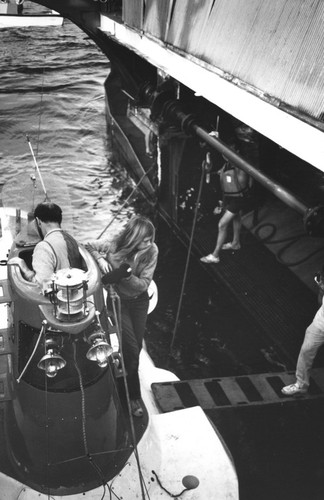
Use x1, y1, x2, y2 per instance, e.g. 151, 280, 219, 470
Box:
200, 210, 235, 263
129, 293, 149, 350
296, 323, 324, 389
120, 294, 149, 416
221, 201, 242, 250
282, 323, 324, 395
231, 213, 242, 248
119, 301, 141, 399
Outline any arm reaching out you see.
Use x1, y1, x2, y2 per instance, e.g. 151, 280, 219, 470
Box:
102, 263, 132, 285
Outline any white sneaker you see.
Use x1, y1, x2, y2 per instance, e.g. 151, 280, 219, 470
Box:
200, 254, 220, 264
281, 383, 307, 396
222, 242, 241, 250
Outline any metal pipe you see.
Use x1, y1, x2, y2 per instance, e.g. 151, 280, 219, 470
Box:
172, 107, 308, 215
147, 90, 324, 236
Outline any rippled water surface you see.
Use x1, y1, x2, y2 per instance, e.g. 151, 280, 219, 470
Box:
0, 17, 135, 242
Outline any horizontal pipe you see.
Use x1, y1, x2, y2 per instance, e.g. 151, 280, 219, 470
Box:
194, 124, 308, 215
150, 91, 323, 235
172, 108, 308, 215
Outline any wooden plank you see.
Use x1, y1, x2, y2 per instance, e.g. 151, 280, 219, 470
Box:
249, 374, 283, 401
186, 380, 218, 408
151, 382, 185, 412
234, 376, 264, 402
218, 378, 251, 405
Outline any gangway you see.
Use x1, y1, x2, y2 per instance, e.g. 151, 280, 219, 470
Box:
152, 369, 324, 412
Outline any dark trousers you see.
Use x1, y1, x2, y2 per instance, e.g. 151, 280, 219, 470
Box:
116, 292, 149, 400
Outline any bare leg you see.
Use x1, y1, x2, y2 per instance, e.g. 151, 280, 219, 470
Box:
212, 210, 236, 258
231, 213, 242, 248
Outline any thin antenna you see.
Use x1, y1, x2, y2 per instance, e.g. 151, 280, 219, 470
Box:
216, 115, 220, 135
26, 135, 48, 200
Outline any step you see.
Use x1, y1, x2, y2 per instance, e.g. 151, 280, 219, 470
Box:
152, 369, 324, 412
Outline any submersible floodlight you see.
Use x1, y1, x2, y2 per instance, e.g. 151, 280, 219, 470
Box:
86, 330, 113, 368
50, 268, 88, 322
37, 338, 66, 378
86, 311, 113, 368
86, 331, 113, 368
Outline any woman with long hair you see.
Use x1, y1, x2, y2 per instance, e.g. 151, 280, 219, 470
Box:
86, 215, 158, 417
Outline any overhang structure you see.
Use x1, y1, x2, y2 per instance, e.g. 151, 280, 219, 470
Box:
99, 0, 324, 172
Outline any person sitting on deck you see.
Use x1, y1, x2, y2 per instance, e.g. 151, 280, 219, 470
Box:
8, 202, 83, 291
282, 267, 324, 396
200, 145, 252, 264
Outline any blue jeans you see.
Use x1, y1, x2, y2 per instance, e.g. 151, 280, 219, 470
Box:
118, 292, 149, 400
296, 322, 324, 389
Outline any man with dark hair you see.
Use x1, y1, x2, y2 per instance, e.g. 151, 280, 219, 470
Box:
9, 202, 83, 290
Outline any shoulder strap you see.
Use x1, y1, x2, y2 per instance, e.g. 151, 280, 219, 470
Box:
43, 240, 58, 271
61, 230, 84, 270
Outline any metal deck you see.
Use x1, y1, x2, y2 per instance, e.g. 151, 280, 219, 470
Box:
174, 204, 321, 368
152, 368, 324, 412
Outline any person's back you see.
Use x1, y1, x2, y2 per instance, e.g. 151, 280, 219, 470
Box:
32, 228, 82, 287
9, 202, 83, 291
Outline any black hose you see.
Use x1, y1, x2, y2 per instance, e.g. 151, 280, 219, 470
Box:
254, 222, 324, 267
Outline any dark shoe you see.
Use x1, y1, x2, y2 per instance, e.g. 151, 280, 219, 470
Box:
281, 383, 307, 397
130, 399, 144, 417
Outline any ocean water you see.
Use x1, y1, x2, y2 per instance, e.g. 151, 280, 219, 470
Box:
0, 18, 136, 243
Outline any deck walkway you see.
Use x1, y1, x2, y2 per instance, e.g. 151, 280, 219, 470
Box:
172, 195, 323, 369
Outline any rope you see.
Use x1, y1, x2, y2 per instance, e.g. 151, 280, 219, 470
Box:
26, 135, 49, 200
151, 470, 191, 498
109, 286, 150, 499
44, 355, 51, 500
73, 342, 115, 499
36, 64, 46, 158
73, 342, 89, 455
97, 166, 154, 240
16, 320, 47, 383
170, 161, 205, 352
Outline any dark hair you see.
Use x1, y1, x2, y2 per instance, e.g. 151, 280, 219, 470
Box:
34, 202, 62, 224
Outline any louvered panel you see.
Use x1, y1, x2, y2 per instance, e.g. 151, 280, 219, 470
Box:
218, 1, 306, 88
120, 0, 324, 123
197, 0, 315, 91
194, 0, 264, 67
167, 0, 215, 52
282, 2, 324, 118
123, 0, 143, 30
165, 0, 324, 122
143, 0, 174, 41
